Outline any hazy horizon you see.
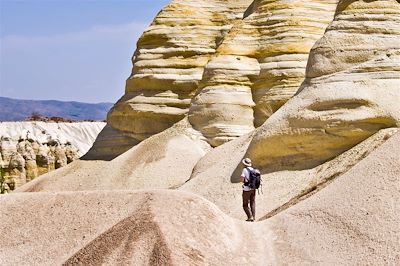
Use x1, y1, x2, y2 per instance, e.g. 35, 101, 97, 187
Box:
0, 95, 113, 104
0, 0, 170, 104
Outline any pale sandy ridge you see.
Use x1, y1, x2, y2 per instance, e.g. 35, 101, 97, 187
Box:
1, 132, 399, 265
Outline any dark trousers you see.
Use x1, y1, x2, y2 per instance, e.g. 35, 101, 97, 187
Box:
242, 190, 256, 219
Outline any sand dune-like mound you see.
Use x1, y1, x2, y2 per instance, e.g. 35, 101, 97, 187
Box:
2, 131, 399, 265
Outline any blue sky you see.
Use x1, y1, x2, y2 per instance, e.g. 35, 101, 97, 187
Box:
0, 0, 170, 103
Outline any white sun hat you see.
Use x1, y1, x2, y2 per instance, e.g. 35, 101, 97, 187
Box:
242, 157, 252, 167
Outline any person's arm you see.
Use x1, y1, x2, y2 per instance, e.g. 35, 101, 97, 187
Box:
240, 168, 246, 183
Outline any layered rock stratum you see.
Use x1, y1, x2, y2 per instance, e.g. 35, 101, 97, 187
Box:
1, 0, 399, 265
246, 0, 400, 172
107, 0, 253, 142
0, 122, 105, 191
189, 0, 339, 146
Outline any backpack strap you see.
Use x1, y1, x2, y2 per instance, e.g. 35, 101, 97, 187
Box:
244, 167, 251, 186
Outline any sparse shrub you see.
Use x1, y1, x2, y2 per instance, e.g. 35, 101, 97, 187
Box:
49, 116, 74, 123
26, 112, 44, 121
25, 113, 75, 123
25, 112, 48, 121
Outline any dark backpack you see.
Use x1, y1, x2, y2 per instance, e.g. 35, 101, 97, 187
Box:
246, 167, 261, 189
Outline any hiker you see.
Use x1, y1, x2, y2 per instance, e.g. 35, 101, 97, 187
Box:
240, 157, 256, 222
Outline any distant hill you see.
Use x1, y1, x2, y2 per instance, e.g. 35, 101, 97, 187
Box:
0, 97, 113, 121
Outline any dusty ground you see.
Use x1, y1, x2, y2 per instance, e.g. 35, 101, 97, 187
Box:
1, 131, 399, 265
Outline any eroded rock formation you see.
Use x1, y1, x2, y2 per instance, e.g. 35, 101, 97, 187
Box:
106, 0, 340, 148
0, 137, 79, 191
107, 0, 253, 142
189, 0, 338, 146
0, 122, 105, 191
246, 0, 400, 172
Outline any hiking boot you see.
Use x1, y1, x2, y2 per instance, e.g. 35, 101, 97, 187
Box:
246, 217, 254, 222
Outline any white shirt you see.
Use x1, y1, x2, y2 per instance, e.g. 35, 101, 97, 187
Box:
241, 167, 253, 191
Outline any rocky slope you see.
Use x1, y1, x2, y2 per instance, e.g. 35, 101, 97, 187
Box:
0, 122, 105, 191
1, 0, 400, 265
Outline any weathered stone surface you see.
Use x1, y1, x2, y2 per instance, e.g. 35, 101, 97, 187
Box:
189, 56, 260, 146
0, 122, 105, 191
107, 0, 253, 141
65, 143, 79, 164
82, 125, 140, 161
189, 0, 338, 146
182, 128, 398, 219
25, 160, 38, 182
54, 145, 68, 169
17, 140, 38, 181
7, 153, 26, 189
0, 137, 17, 164
246, 0, 400, 172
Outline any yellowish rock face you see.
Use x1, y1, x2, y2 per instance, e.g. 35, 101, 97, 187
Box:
221, 0, 339, 127
246, 0, 400, 172
189, 55, 260, 146
189, 0, 338, 146
107, 0, 253, 141
107, 0, 338, 147
105, 0, 399, 161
